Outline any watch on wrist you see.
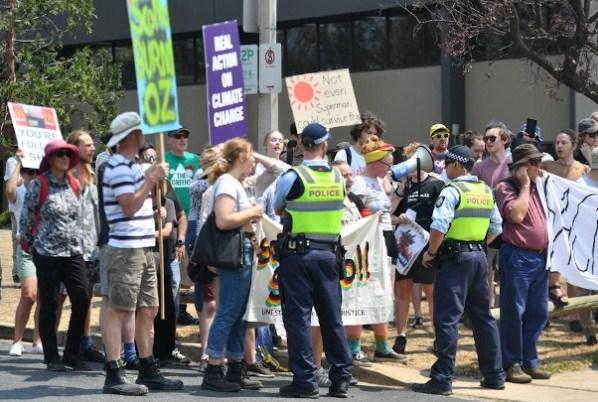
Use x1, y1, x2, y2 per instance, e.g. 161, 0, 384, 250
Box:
426, 250, 437, 257
176, 240, 184, 247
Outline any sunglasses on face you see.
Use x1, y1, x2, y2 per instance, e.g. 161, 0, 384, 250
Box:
432, 132, 450, 140
483, 135, 498, 143
54, 150, 71, 158
142, 154, 156, 163
22, 168, 38, 175
172, 133, 188, 140
586, 132, 597, 138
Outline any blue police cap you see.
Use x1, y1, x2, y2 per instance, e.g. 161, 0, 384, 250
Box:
446, 145, 474, 167
301, 123, 332, 145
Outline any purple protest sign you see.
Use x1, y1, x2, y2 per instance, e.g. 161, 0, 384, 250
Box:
203, 21, 247, 145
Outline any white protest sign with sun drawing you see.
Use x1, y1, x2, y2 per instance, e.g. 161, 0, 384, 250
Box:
286, 68, 361, 133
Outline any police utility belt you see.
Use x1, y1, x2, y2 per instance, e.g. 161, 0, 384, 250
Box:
439, 240, 485, 261
277, 233, 340, 254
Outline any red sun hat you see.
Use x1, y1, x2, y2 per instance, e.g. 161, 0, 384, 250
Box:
39, 139, 80, 173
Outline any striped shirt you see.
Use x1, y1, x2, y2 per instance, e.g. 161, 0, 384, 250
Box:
103, 154, 155, 248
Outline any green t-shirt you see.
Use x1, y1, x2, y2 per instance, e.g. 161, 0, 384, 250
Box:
165, 151, 201, 214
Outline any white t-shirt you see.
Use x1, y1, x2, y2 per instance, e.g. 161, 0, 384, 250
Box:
335, 146, 366, 177
351, 175, 392, 230
578, 174, 598, 189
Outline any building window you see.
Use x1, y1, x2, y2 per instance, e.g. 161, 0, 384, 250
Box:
319, 21, 351, 70
352, 16, 387, 71
113, 42, 136, 90
172, 36, 196, 85
285, 24, 318, 76
196, 34, 206, 84
388, 15, 425, 68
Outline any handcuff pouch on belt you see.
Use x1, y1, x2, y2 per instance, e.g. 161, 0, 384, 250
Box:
439, 240, 462, 263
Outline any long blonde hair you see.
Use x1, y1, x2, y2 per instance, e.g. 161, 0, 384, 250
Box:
209, 137, 253, 183
66, 129, 95, 185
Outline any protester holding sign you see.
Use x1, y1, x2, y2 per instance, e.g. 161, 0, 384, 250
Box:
392, 142, 444, 355
19, 139, 91, 372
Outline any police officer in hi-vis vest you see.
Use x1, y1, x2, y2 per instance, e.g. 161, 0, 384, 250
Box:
412, 145, 506, 396
273, 123, 352, 399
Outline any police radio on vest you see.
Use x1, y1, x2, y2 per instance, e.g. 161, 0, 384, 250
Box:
390, 145, 434, 181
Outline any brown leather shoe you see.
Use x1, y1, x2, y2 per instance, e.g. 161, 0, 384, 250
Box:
522, 366, 551, 380
506, 364, 532, 383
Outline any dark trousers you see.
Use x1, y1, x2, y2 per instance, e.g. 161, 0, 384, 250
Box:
33, 252, 90, 363
499, 243, 548, 369
153, 256, 176, 360
278, 249, 352, 391
431, 250, 505, 390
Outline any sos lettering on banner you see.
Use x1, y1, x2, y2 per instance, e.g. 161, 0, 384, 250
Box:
244, 214, 394, 326
126, 0, 180, 134
203, 21, 247, 145
7, 102, 62, 169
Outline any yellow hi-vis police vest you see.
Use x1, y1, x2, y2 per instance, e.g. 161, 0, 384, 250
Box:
285, 165, 344, 242
445, 179, 494, 242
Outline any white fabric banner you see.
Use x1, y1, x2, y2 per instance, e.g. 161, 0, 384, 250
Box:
538, 173, 598, 290
244, 213, 394, 325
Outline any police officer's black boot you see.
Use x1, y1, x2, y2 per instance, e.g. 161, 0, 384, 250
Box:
103, 359, 148, 396
225, 360, 263, 390
136, 356, 183, 390
202, 363, 242, 392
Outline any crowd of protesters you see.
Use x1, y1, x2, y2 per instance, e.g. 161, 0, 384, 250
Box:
1, 107, 597, 397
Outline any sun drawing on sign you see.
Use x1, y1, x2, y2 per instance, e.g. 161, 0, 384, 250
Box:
287, 75, 320, 111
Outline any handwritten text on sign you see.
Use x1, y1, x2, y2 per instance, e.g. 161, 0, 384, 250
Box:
8, 102, 63, 169
203, 21, 247, 145
286, 68, 361, 133
127, 0, 179, 134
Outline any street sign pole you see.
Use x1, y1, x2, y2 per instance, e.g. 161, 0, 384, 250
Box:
257, 0, 278, 152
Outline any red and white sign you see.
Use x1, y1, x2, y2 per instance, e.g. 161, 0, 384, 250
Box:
8, 102, 63, 169
259, 43, 282, 94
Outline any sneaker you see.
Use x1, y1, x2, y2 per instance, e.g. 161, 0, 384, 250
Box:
81, 345, 106, 363
63, 352, 92, 371
411, 380, 452, 396
327, 381, 349, 398
13, 274, 20, 285
587, 335, 598, 346
392, 335, 406, 354
410, 316, 424, 328
279, 382, 319, 399
170, 348, 191, 365
246, 360, 275, 378
349, 376, 358, 386
506, 363, 532, 383
177, 311, 199, 326
28, 343, 44, 354
47, 360, 68, 372
480, 378, 505, 390
260, 348, 289, 372
352, 350, 372, 367
373, 349, 407, 362
9, 342, 24, 357
315, 367, 331, 387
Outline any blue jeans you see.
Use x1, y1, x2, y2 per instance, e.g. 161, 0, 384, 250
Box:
205, 238, 253, 360
170, 259, 181, 315
499, 243, 548, 369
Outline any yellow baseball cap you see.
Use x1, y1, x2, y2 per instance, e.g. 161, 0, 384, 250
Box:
429, 123, 450, 137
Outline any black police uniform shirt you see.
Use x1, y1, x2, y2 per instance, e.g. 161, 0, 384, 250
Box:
394, 175, 445, 231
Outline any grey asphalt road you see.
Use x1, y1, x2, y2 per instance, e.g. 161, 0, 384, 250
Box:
0, 339, 468, 401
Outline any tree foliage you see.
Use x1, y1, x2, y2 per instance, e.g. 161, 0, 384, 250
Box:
0, 0, 123, 146
399, 0, 598, 102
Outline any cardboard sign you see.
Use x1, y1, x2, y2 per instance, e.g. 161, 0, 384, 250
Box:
286, 68, 361, 133
127, 0, 180, 134
7, 102, 63, 169
203, 21, 247, 145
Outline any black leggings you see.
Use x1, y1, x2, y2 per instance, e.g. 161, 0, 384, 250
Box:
153, 257, 176, 361
33, 252, 90, 363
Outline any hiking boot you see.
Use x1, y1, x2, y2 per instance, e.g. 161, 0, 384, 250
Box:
480, 378, 505, 390
328, 382, 349, 398
46, 360, 67, 372
103, 360, 148, 396
392, 335, 407, 354
136, 356, 183, 390
506, 363, 532, 383
225, 360, 263, 390
202, 363, 241, 392
522, 366, 551, 380
411, 380, 452, 396
279, 382, 319, 398
81, 345, 106, 363
246, 360, 274, 378
373, 349, 407, 362
315, 367, 331, 387
62, 351, 92, 371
